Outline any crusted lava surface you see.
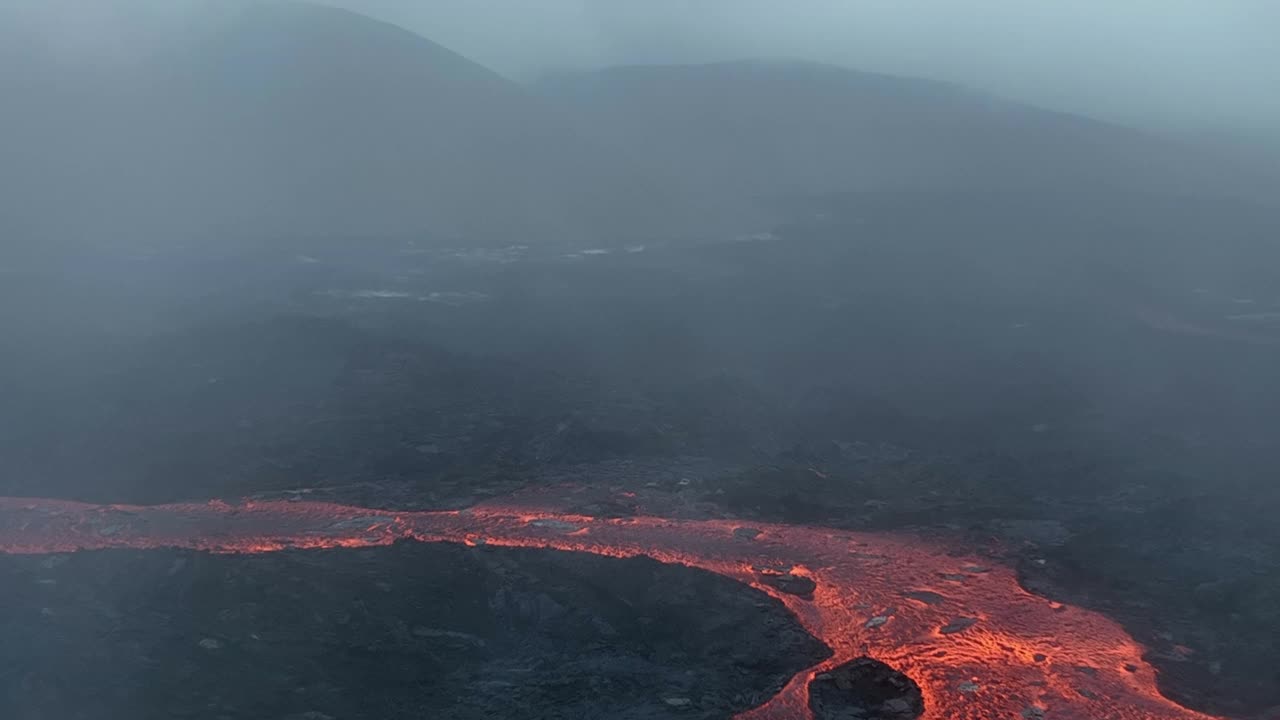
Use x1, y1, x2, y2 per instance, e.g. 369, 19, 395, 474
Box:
0, 541, 825, 720
0, 491, 1225, 720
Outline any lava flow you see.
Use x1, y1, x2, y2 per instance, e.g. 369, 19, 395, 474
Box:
0, 493, 1219, 720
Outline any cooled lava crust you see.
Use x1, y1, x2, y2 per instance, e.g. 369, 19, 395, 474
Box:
0, 493, 1222, 720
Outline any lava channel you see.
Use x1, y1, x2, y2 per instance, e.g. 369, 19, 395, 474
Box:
0, 494, 1220, 720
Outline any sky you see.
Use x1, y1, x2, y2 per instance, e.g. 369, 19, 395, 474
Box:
329, 0, 1280, 139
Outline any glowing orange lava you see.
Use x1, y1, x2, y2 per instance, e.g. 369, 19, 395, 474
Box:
0, 493, 1220, 720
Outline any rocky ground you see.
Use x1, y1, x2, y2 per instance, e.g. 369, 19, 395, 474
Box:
809, 659, 924, 720
0, 543, 828, 720
2, 192, 1278, 718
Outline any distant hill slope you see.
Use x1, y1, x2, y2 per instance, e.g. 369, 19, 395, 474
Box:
0, 1, 703, 251
538, 60, 1278, 204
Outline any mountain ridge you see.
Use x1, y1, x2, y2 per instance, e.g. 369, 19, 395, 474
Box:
537, 58, 1279, 206
0, 0, 710, 252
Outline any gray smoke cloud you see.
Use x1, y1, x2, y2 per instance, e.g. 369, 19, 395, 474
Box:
329, 0, 1280, 139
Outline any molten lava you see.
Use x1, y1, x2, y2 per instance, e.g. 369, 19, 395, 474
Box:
0, 493, 1219, 720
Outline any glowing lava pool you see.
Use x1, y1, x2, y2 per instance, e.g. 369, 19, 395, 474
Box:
0, 493, 1219, 720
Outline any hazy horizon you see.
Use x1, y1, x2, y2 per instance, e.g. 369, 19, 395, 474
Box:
327, 0, 1280, 143
8, 0, 1279, 145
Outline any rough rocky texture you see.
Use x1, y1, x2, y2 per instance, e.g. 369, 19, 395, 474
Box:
0, 543, 829, 719
3, 191, 1279, 716
810, 658, 924, 720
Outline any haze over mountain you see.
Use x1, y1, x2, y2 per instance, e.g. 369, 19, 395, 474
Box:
2, 0, 1275, 256
538, 60, 1279, 206
0, 0, 705, 252
330, 1, 1280, 143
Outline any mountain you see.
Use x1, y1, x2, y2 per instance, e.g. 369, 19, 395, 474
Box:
0, 1, 703, 252
538, 60, 1278, 205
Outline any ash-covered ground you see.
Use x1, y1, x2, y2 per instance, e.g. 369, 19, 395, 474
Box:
2, 192, 1279, 718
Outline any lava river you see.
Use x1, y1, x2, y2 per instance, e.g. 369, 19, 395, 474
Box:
0, 493, 1219, 720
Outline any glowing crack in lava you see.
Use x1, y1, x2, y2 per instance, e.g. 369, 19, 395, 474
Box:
0, 494, 1218, 720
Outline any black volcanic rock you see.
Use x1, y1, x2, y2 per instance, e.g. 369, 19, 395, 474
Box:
0, 542, 831, 719
810, 657, 924, 720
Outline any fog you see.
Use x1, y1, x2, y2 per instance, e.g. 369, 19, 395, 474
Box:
2, 2, 1280, 719
9, 0, 1280, 138
337, 0, 1280, 138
